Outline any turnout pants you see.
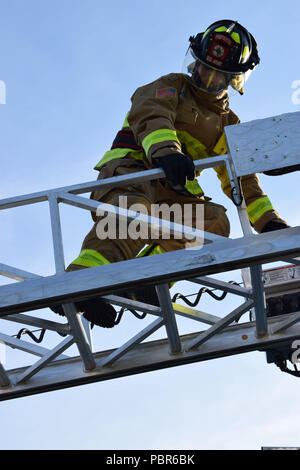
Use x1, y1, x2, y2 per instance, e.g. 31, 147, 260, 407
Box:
67, 158, 230, 272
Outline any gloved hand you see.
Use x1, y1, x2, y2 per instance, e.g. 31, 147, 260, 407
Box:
152, 153, 195, 187
261, 220, 290, 233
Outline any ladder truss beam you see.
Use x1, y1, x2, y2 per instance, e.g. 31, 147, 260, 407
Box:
59, 192, 224, 244
1, 313, 300, 401
0, 313, 70, 336
191, 276, 253, 298
0, 263, 40, 282
0, 156, 228, 211
0, 332, 69, 359
0, 227, 299, 316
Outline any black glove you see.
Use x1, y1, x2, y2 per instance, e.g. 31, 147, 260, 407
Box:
261, 220, 290, 233
152, 153, 195, 187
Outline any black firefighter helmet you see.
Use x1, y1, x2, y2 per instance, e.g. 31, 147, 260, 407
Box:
184, 20, 260, 94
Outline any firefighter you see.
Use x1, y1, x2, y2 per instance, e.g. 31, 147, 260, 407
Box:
52, 20, 289, 327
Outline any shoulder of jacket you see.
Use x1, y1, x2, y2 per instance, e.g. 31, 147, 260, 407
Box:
135, 73, 184, 88
131, 73, 184, 99
159, 72, 185, 82
150, 73, 185, 90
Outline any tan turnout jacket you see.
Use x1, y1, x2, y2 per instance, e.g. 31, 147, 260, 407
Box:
95, 73, 285, 233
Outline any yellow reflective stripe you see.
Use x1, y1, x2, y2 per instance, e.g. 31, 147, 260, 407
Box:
95, 148, 146, 168
231, 32, 240, 44
213, 132, 227, 155
176, 130, 209, 160
214, 26, 240, 44
142, 129, 179, 156
122, 112, 130, 128
176, 130, 206, 196
214, 164, 231, 197
137, 244, 166, 258
242, 45, 249, 58
71, 249, 111, 268
215, 26, 227, 32
137, 244, 175, 288
202, 28, 210, 39
247, 197, 274, 224
185, 179, 204, 195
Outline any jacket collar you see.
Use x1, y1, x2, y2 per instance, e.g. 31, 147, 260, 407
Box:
185, 76, 230, 114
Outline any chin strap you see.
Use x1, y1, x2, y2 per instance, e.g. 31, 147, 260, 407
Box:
192, 69, 228, 95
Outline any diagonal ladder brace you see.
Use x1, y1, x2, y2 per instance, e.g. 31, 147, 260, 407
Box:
185, 299, 254, 350
15, 336, 75, 385
0, 331, 69, 359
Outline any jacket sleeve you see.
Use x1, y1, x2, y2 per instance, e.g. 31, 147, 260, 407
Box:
127, 74, 183, 164
213, 111, 287, 233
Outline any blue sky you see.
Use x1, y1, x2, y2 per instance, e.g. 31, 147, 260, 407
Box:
0, 0, 300, 450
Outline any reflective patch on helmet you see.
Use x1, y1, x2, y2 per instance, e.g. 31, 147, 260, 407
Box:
202, 28, 210, 40
242, 45, 250, 59
156, 87, 177, 98
231, 32, 240, 44
214, 26, 227, 33
214, 25, 240, 43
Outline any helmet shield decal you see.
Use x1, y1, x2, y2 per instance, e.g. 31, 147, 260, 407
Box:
184, 20, 260, 93
206, 33, 235, 68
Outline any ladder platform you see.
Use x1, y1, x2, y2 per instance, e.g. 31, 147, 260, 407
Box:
225, 111, 300, 176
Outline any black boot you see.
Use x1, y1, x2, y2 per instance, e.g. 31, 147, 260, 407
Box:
50, 298, 117, 328
119, 285, 160, 306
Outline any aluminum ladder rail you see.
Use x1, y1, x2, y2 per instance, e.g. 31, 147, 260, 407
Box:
0, 111, 299, 401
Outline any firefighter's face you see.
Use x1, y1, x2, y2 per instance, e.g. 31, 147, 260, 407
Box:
197, 63, 229, 93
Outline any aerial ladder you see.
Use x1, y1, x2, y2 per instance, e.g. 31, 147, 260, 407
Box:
0, 111, 300, 401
